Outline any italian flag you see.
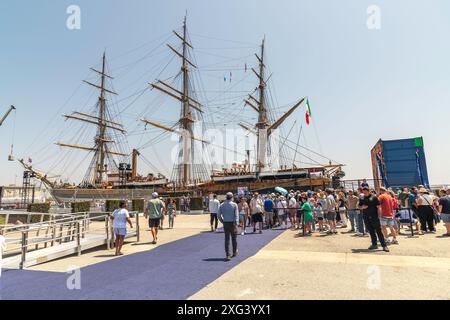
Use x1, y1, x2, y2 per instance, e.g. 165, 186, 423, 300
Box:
305, 98, 312, 125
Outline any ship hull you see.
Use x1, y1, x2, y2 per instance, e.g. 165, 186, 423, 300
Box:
200, 176, 331, 195
51, 175, 331, 201
51, 188, 162, 202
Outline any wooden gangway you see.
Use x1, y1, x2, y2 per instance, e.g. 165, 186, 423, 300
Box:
1, 211, 141, 269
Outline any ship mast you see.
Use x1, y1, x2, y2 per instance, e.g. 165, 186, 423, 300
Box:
56, 52, 127, 186
142, 16, 206, 187
180, 16, 193, 186
255, 37, 269, 175
242, 38, 306, 178
96, 52, 108, 184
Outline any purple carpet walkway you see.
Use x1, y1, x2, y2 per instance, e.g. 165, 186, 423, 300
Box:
0, 227, 284, 300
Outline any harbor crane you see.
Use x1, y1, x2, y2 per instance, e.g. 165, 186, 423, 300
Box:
0, 105, 16, 127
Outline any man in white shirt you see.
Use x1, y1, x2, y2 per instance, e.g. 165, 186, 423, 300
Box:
288, 194, 297, 228
209, 194, 220, 232
250, 192, 264, 233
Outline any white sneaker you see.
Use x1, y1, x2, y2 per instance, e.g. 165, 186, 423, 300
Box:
241, 232, 245, 236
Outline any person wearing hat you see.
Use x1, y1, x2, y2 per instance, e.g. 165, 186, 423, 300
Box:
358, 187, 389, 252
250, 192, 264, 234
145, 192, 166, 244
417, 187, 436, 233
218, 192, 239, 261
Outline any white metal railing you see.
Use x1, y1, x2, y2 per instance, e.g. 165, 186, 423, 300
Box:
2, 211, 140, 269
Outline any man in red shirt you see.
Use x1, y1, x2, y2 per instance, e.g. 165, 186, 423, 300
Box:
378, 187, 398, 245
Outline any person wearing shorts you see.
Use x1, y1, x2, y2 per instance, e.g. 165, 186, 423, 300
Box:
149, 217, 160, 228
379, 187, 398, 244
438, 189, 450, 236
250, 193, 264, 234
111, 200, 133, 256
145, 192, 166, 244
313, 200, 325, 231
252, 211, 263, 227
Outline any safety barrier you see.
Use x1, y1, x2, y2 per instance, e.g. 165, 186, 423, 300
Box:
1, 211, 141, 269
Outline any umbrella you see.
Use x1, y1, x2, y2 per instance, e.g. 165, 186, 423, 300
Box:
275, 187, 288, 196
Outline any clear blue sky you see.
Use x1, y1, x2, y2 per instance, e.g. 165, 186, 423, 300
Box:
1, 0, 449, 186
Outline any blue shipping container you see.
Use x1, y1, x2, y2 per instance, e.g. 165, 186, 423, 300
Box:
371, 137, 429, 189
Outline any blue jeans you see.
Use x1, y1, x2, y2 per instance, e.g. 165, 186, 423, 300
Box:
348, 210, 357, 231
356, 213, 365, 234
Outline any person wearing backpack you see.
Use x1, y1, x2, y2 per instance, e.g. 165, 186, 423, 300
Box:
145, 192, 166, 244
417, 188, 436, 233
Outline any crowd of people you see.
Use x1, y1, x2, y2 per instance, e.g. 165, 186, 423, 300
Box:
211, 185, 450, 259
109, 186, 450, 260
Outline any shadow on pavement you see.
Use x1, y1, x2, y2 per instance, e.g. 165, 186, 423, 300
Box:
351, 248, 384, 254
203, 258, 228, 262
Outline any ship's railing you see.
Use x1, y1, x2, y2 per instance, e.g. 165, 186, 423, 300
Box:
1, 211, 141, 269
336, 179, 383, 191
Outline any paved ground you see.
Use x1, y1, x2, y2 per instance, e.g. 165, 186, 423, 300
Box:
1, 214, 449, 300
190, 224, 450, 300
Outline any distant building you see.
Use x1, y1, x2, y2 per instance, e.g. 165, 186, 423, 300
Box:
0, 185, 51, 209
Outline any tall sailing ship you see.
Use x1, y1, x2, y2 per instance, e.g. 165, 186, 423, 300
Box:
15, 17, 344, 203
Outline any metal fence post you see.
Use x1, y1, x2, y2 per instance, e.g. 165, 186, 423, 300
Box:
82, 213, 86, 239
76, 221, 81, 256
110, 218, 115, 249
136, 211, 140, 242
408, 208, 414, 237
58, 224, 63, 244
105, 216, 110, 250
20, 230, 28, 269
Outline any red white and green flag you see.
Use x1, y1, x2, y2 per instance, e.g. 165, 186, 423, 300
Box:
305, 98, 312, 125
